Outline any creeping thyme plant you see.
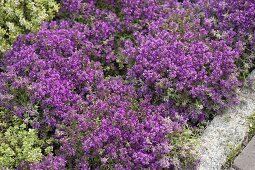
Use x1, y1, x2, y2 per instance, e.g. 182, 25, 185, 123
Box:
0, 0, 254, 169
0, 0, 59, 53
0, 107, 53, 169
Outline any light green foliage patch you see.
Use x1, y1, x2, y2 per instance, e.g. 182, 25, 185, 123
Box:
0, 0, 59, 53
0, 107, 53, 169
167, 126, 199, 169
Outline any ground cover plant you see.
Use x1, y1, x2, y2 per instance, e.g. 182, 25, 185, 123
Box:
196, 0, 255, 79
0, 0, 59, 54
0, 0, 254, 169
0, 107, 54, 169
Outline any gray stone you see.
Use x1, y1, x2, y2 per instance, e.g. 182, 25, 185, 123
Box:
197, 70, 255, 170
233, 136, 255, 170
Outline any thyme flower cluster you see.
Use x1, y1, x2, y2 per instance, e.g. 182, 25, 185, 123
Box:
0, 0, 254, 169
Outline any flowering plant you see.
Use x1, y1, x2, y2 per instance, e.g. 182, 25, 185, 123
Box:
0, 0, 254, 169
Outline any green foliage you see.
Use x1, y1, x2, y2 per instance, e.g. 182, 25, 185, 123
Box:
163, 88, 192, 107
103, 31, 135, 77
11, 88, 30, 106
95, 0, 123, 18
167, 126, 199, 169
0, 107, 53, 169
0, 0, 59, 53
223, 144, 243, 169
247, 112, 255, 140
235, 52, 255, 81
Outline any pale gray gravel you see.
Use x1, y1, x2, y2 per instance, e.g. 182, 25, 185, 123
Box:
197, 70, 255, 170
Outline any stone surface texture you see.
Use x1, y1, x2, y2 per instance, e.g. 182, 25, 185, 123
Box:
233, 136, 255, 170
197, 70, 255, 170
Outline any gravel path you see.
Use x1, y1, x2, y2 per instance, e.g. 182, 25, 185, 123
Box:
197, 70, 255, 170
